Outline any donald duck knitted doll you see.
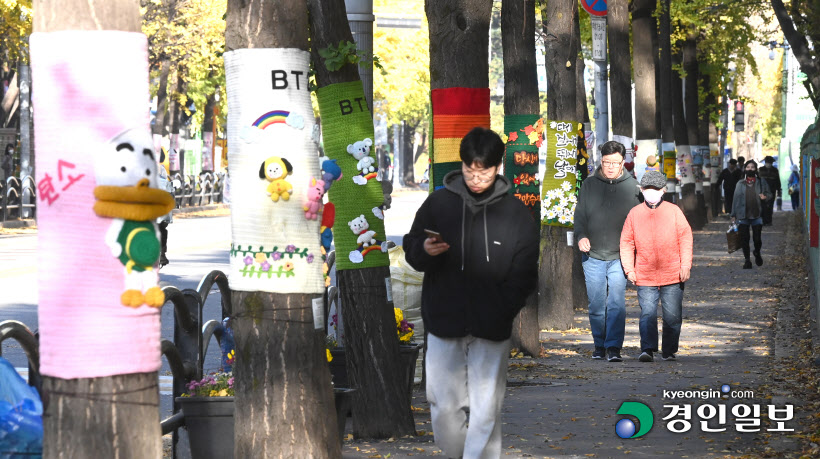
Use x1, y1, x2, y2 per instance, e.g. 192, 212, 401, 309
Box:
93, 128, 176, 308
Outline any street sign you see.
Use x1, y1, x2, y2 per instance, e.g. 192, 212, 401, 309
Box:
591, 17, 607, 61
581, 0, 607, 17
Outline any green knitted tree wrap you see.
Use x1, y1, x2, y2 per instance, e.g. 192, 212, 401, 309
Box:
316, 81, 389, 271
503, 114, 542, 222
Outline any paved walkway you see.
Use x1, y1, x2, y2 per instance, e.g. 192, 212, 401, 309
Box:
343, 208, 812, 458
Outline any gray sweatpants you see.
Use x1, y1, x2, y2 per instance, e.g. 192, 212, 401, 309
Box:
426, 333, 511, 459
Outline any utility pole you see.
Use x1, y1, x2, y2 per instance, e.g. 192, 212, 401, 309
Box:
583, 0, 608, 152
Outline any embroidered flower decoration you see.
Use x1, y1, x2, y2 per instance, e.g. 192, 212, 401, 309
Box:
306, 253, 315, 264
260, 261, 271, 272
283, 262, 295, 272
243, 256, 253, 266
285, 245, 296, 253
272, 252, 282, 261
255, 252, 267, 263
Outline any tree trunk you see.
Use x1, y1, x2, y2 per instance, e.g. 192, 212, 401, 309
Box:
539, 0, 578, 330
572, 9, 589, 314
309, 0, 416, 439
201, 91, 215, 171
672, 51, 699, 227
701, 70, 721, 218
33, 0, 160, 456
684, 30, 707, 226
608, 0, 634, 175
152, 58, 171, 139
225, 0, 340, 455
632, 0, 659, 181
771, 0, 820, 110
658, 0, 676, 198
169, 73, 185, 174
502, 0, 541, 356
426, 0, 492, 188
401, 121, 416, 185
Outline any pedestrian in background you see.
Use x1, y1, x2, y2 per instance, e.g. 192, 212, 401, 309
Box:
731, 160, 772, 269
403, 127, 538, 458
788, 165, 800, 211
157, 148, 175, 268
573, 140, 641, 363
620, 170, 693, 362
758, 156, 781, 224
2, 144, 13, 180
716, 159, 742, 215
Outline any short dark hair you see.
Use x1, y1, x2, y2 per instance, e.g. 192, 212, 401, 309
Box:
729, 159, 737, 165
460, 127, 504, 167
744, 159, 758, 170
600, 140, 625, 158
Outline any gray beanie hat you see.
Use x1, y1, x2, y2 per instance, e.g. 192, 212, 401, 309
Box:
640, 170, 667, 189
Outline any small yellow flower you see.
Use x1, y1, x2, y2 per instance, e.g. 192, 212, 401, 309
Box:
209, 390, 218, 396
218, 389, 228, 397
255, 252, 267, 263
283, 262, 295, 272
326, 349, 333, 362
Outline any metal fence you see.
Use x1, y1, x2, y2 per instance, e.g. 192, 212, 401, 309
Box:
0, 172, 226, 223
0, 269, 231, 459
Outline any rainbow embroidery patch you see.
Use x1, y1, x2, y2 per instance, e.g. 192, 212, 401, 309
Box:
252, 110, 290, 129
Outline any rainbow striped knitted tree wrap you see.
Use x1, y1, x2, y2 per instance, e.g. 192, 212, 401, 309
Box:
430, 87, 491, 190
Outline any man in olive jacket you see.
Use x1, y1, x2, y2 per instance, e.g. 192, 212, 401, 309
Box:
573, 140, 641, 362
404, 127, 538, 458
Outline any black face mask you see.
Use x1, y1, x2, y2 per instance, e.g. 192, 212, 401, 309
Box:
745, 170, 756, 177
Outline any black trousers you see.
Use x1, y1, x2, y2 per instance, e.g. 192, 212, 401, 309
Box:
723, 190, 734, 214
761, 198, 775, 224
739, 223, 762, 260
159, 220, 169, 259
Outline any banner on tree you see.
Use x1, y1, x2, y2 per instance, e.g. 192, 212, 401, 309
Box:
31, 31, 168, 379
502, 114, 542, 220
224, 48, 324, 293
430, 87, 490, 190
316, 81, 389, 271
540, 120, 579, 227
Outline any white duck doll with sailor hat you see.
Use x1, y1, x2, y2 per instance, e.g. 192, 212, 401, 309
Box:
93, 128, 176, 308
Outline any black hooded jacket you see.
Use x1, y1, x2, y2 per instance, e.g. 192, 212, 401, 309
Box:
403, 171, 539, 341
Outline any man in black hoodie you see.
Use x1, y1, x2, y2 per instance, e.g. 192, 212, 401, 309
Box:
404, 127, 538, 458
573, 141, 641, 363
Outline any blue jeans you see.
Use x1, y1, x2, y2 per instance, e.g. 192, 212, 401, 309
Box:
637, 283, 684, 356
582, 255, 627, 349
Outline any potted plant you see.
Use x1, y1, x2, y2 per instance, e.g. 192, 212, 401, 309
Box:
328, 308, 421, 404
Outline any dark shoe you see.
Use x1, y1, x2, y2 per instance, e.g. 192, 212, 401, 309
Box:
754, 251, 763, 266
661, 354, 676, 361
160, 254, 170, 268
606, 347, 622, 362
592, 347, 606, 360
743, 259, 752, 269
639, 351, 654, 362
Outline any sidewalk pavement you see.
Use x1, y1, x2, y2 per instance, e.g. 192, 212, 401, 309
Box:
342, 209, 813, 458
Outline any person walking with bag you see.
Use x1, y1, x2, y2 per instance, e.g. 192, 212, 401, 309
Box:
620, 170, 693, 362
716, 159, 742, 215
730, 160, 772, 269
788, 165, 800, 211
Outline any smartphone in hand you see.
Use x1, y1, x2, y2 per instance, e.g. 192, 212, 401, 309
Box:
424, 229, 444, 244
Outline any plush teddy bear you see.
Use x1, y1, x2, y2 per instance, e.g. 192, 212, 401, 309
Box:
303, 177, 325, 220
347, 138, 376, 175
348, 214, 377, 247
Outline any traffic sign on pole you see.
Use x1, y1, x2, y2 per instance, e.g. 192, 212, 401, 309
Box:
581, 0, 607, 17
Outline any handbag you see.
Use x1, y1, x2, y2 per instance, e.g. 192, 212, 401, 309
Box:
789, 184, 799, 195
726, 223, 741, 254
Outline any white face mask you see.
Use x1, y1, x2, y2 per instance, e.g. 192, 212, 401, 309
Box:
642, 188, 665, 204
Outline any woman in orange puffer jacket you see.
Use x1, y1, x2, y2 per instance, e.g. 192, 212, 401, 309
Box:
620, 170, 693, 363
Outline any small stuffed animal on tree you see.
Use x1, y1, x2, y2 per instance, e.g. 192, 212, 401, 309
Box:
259, 156, 293, 201
303, 177, 325, 220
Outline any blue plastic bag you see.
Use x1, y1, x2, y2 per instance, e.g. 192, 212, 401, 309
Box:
0, 357, 42, 458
